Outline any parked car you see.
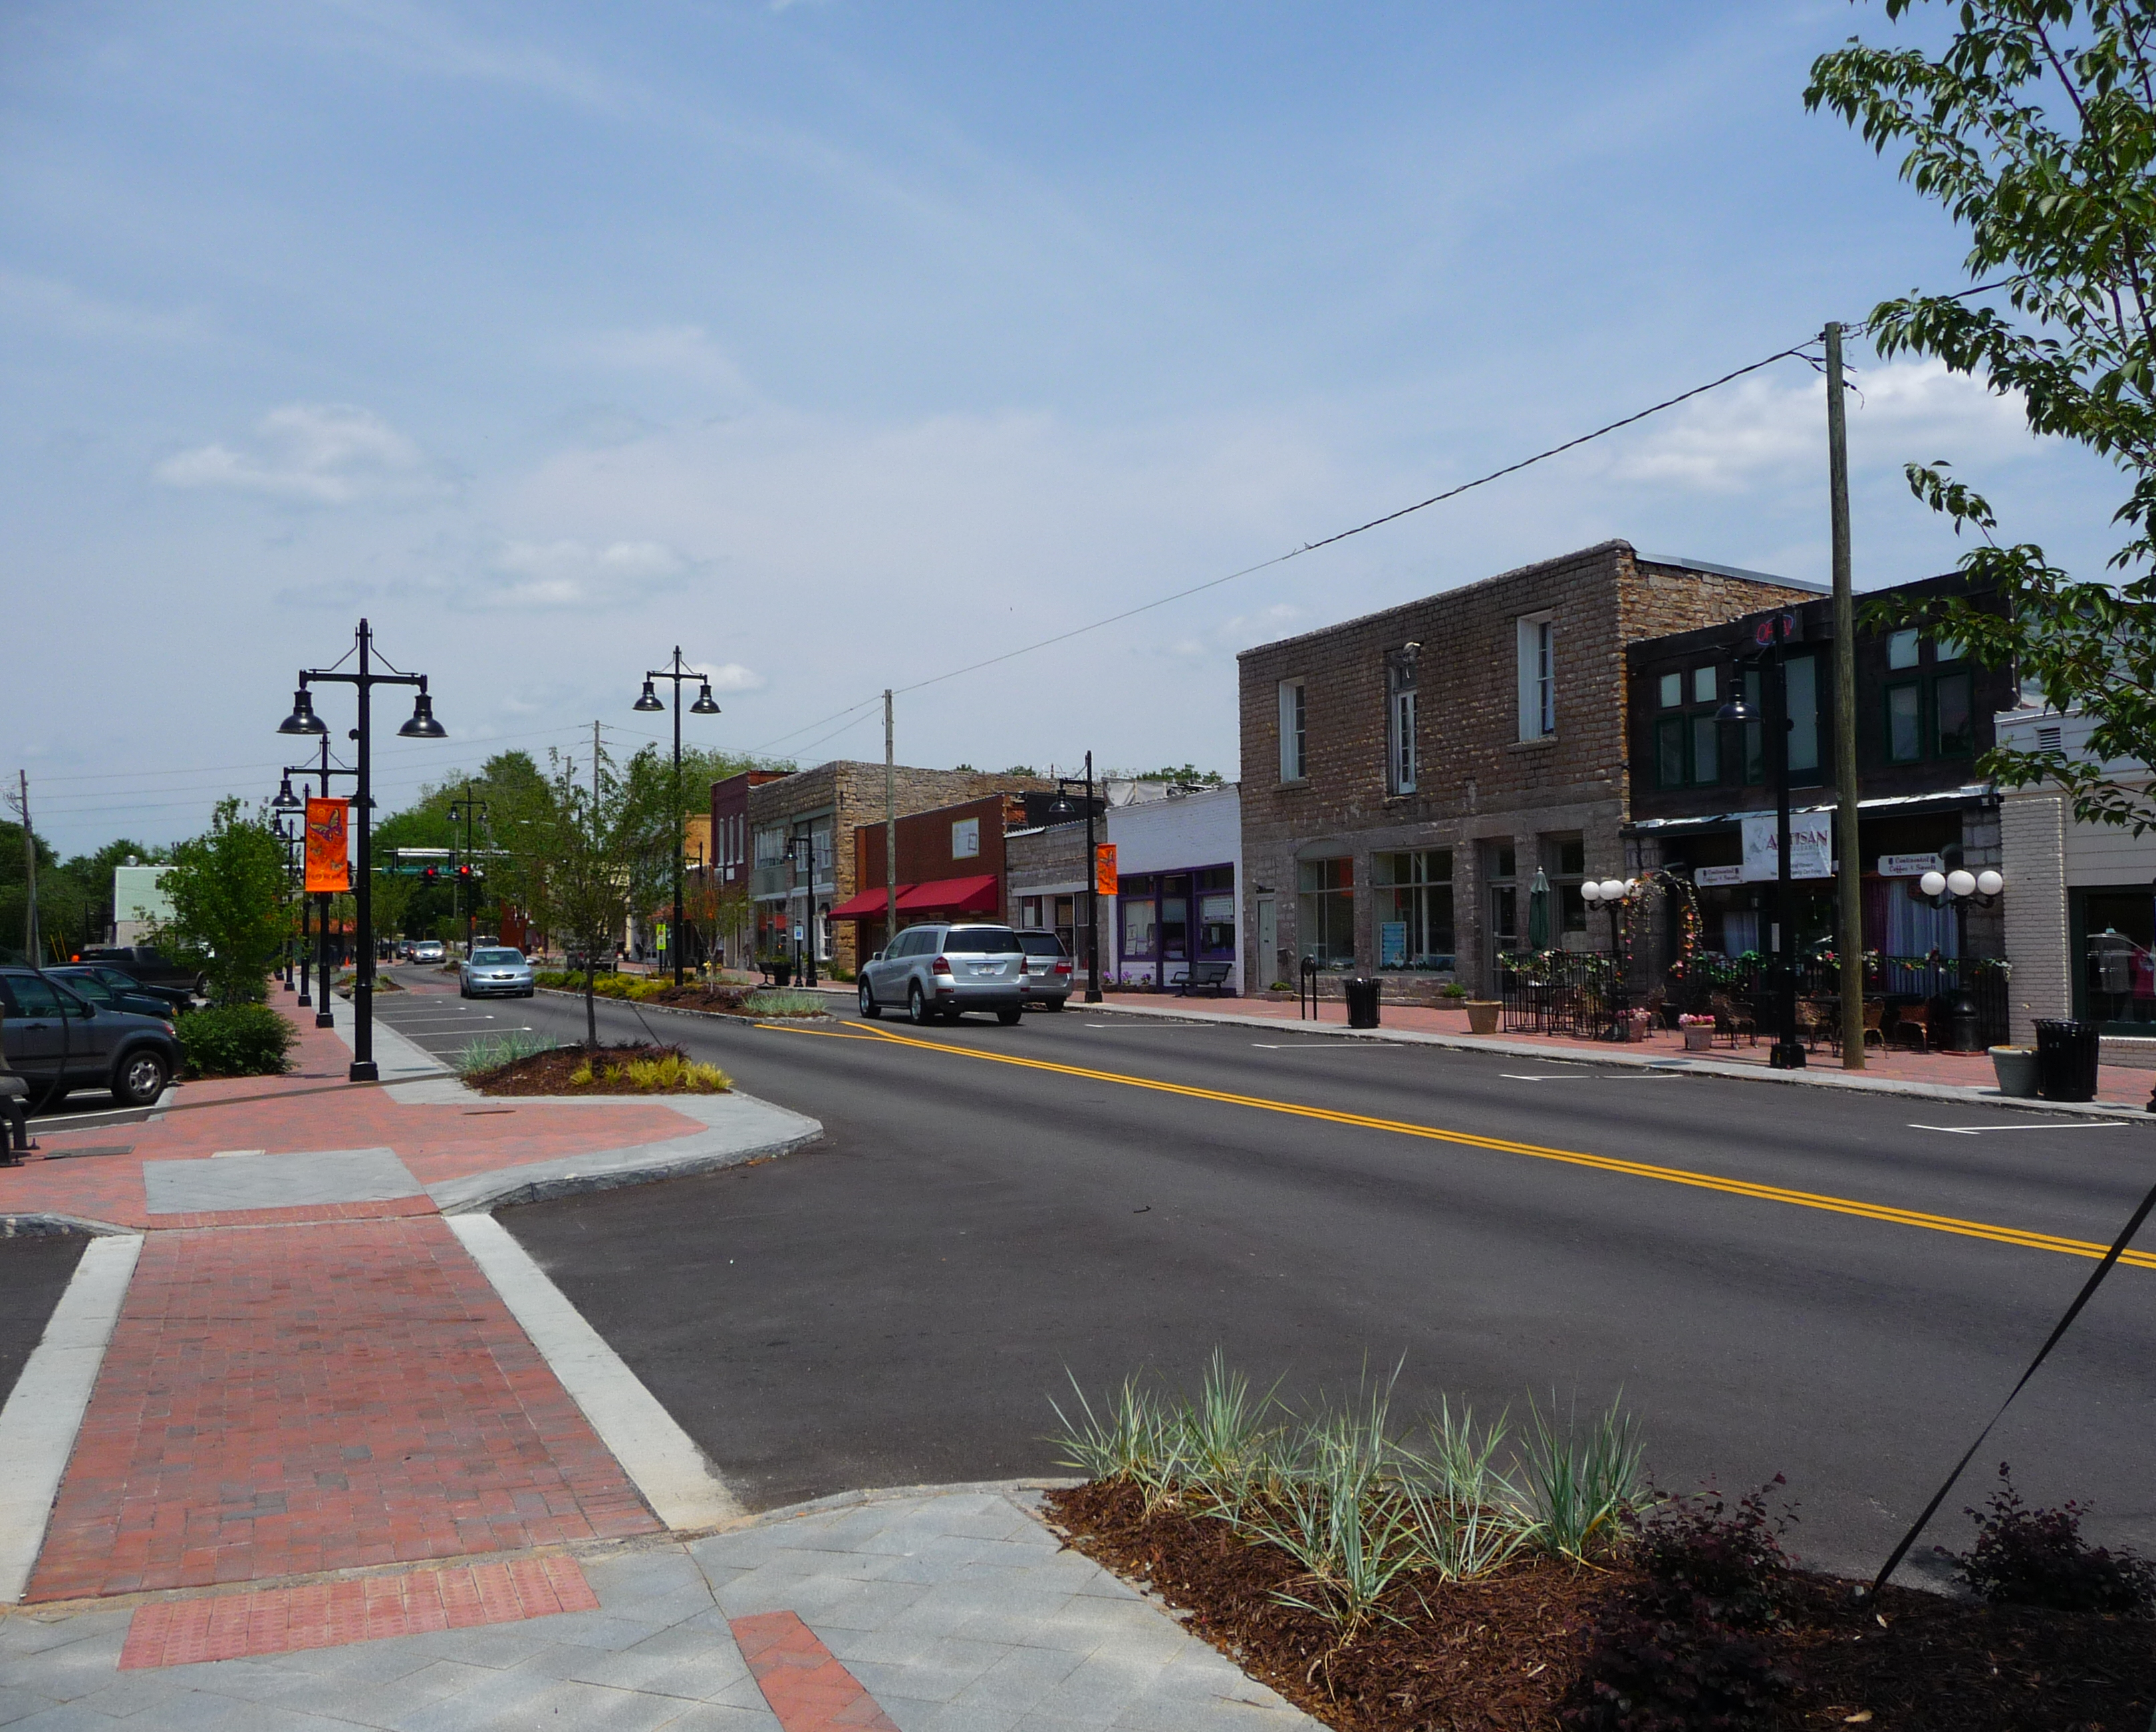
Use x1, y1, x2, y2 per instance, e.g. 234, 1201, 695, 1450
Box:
857, 924, 1026, 1025
72, 946, 205, 998
59, 961, 192, 1017
411, 940, 447, 964
0, 968, 180, 1108
1016, 933, 1075, 1010
47, 965, 184, 1022
458, 947, 534, 999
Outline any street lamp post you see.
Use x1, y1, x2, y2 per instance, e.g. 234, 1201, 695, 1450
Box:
269, 797, 301, 991
1718, 614, 1805, 1070
634, 650, 723, 988
1047, 754, 1103, 1004
278, 619, 445, 1083
279, 741, 356, 1025
781, 829, 817, 988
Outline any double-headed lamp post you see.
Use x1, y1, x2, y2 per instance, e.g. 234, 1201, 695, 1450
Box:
269, 793, 301, 991
277, 619, 446, 1083
1047, 754, 1103, 1004
634, 650, 723, 987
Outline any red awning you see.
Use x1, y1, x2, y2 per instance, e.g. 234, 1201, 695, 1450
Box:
897, 874, 1000, 914
828, 887, 892, 921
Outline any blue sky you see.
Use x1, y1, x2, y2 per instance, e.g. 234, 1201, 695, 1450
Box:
1, 0, 2121, 852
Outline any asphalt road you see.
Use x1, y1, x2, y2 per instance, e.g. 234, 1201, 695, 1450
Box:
375, 972, 2156, 1583
0, 1234, 88, 1408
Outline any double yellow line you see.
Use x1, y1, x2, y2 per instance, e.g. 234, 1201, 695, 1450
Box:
758, 1018, 2156, 1270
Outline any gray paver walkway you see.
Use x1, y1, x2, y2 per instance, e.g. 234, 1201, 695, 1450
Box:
0, 1489, 1315, 1731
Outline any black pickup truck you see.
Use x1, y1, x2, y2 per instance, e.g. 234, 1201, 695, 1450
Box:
72, 946, 205, 1000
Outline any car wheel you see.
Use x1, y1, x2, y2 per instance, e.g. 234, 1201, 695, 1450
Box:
1041, 998, 1067, 1011
996, 1006, 1022, 1026
908, 983, 932, 1026
114, 1048, 169, 1108
859, 981, 882, 1020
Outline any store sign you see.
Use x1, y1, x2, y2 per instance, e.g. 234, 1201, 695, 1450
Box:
1692, 865, 1744, 888
1877, 853, 1943, 878
303, 798, 350, 893
1094, 843, 1118, 898
951, 817, 981, 860
1741, 812, 1832, 881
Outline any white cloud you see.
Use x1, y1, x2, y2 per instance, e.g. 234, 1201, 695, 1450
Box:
581, 324, 753, 397
698, 662, 766, 692
462, 537, 692, 610
1604, 359, 2040, 493
155, 404, 443, 504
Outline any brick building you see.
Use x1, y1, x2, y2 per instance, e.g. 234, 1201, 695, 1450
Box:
707, 769, 789, 968
1623, 571, 2017, 977
745, 762, 1053, 976
836, 790, 1047, 958
1238, 541, 1816, 998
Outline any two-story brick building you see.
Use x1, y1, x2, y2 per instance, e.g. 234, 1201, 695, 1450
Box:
1237, 541, 1817, 998
743, 762, 1054, 976
1622, 571, 2017, 974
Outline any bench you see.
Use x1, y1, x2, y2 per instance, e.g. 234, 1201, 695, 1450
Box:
1178, 961, 1232, 997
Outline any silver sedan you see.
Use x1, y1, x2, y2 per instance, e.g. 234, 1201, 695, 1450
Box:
458, 946, 535, 998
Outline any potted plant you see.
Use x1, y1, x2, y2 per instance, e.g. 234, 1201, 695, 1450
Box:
1464, 998, 1500, 1035
1989, 1044, 2039, 1098
1678, 1012, 1714, 1052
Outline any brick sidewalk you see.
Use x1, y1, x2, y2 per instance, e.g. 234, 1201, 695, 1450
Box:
1104, 989, 2156, 1107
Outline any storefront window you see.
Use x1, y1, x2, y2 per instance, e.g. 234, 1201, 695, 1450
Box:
1120, 875, 1158, 960
1298, 857, 1355, 969
2081, 890, 2155, 1030
1373, 850, 1454, 969
1199, 893, 1235, 957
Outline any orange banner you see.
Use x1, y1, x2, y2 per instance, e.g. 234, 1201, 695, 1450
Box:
1094, 842, 1117, 898
304, 798, 350, 893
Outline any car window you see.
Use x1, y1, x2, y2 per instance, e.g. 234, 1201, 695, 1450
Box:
94, 968, 134, 988
471, 949, 521, 965
890, 931, 922, 958
57, 974, 115, 1005
944, 928, 1021, 954
4, 976, 61, 1016
1019, 934, 1064, 958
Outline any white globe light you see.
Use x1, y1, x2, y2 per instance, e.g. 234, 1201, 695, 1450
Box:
1946, 869, 1977, 898
1976, 869, 2004, 897
1598, 879, 1627, 903
1919, 871, 1947, 897
1581, 881, 1602, 905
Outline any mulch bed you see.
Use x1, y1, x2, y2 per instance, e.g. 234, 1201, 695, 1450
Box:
1042, 1481, 2155, 1731
463, 1043, 727, 1097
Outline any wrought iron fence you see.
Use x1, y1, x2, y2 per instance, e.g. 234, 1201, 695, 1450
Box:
1496, 950, 1627, 1038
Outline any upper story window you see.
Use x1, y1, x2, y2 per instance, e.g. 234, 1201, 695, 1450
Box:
1387, 650, 1418, 795
1278, 679, 1307, 782
754, 825, 785, 866
1517, 613, 1555, 740
1887, 627, 1921, 670
1655, 664, 1724, 788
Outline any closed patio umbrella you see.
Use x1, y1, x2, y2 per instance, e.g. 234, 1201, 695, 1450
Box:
1527, 868, 1552, 950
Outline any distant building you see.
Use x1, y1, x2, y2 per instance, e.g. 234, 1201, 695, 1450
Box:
111, 864, 172, 946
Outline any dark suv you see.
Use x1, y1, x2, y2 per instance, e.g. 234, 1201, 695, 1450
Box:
0, 969, 181, 1108
73, 946, 205, 999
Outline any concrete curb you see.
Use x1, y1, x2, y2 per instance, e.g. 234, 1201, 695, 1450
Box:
1081, 999, 2156, 1122
708, 1476, 1089, 1538
0, 1213, 138, 1240
531, 984, 834, 1028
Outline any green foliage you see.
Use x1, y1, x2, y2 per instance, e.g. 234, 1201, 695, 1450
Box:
1049, 1356, 1645, 1638
150, 799, 291, 1004
742, 989, 825, 1016
456, 1030, 557, 1075
176, 1003, 295, 1078
1807, 3, 2156, 833
1110, 764, 1226, 786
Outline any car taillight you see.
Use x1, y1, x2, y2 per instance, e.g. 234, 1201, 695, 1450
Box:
932, 956, 952, 975
1054, 961, 1071, 974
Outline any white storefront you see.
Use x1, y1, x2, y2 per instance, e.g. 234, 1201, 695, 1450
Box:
1996, 705, 2156, 1058
1102, 784, 1242, 990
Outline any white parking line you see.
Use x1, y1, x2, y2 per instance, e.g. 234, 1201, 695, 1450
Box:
448, 1215, 741, 1530
0, 1235, 142, 1601
1908, 1121, 2127, 1136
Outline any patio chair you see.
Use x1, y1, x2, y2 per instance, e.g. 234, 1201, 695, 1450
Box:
1891, 1002, 1929, 1052
1708, 991, 1756, 1047
1863, 998, 1886, 1049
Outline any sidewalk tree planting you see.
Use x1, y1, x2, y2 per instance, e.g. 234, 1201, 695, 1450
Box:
1808, 2, 2156, 833
147, 797, 290, 1004
523, 747, 637, 1046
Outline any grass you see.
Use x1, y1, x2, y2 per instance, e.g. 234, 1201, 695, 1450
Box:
742, 989, 827, 1017
1048, 1356, 1648, 1635
455, 1029, 557, 1075
565, 1050, 732, 1093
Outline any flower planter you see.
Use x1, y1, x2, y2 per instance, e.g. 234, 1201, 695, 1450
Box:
1990, 1044, 2040, 1099
1683, 1026, 1714, 1053
1464, 1000, 1500, 1036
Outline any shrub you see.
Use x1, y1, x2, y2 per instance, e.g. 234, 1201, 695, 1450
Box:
1562, 1612, 1792, 1731
1515, 1394, 1647, 1561
176, 1004, 295, 1078
1635, 1478, 1796, 1629
1945, 1464, 2155, 1616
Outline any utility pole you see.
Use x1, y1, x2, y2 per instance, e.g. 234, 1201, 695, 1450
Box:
14, 772, 37, 964
1827, 321, 1865, 1070
450, 780, 488, 959
884, 691, 897, 954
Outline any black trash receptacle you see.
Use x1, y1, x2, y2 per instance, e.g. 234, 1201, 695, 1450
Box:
1344, 976, 1382, 1030
2034, 1018, 2101, 1103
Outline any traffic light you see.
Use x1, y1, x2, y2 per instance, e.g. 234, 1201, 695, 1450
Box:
420, 866, 440, 885
456, 863, 483, 885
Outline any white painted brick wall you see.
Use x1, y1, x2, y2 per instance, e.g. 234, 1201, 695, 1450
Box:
2000, 793, 2070, 1044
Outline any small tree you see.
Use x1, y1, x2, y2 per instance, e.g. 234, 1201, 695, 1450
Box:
525, 749, 636, 1046
149, 798, 290, 1004
1808, 3, 2156, 833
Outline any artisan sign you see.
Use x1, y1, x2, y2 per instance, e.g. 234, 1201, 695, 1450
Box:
1740, 812, 1833, 881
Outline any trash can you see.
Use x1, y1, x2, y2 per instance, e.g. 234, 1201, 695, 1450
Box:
1943, 992, 1982, 1054
1343, 976, 1382, 1030
2034, 1018, 2101, 1103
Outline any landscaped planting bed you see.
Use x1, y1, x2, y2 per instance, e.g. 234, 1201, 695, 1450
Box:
460, 1040, 731, 1096
531, 973, 828, 1018
1041, 1360, 2154, 1731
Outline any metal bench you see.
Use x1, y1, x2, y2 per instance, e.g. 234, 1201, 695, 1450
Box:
1178, 961, 1232, 997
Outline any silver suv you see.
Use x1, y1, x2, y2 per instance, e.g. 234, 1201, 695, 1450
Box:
859, 924, 1026, 1025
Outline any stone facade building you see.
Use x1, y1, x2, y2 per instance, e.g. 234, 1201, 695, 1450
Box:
1237, 541, 1816, 998
745, 762, 1053, 976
